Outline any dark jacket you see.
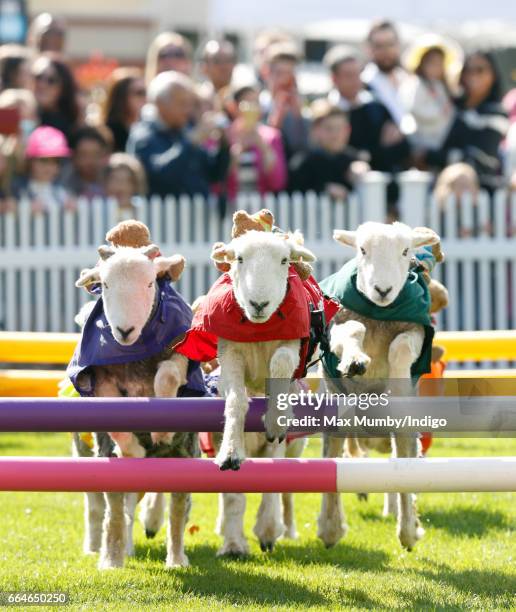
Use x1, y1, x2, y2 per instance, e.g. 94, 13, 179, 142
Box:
126, 118, 230, 198
288, 147, 358, 193
348, 99, 410, 172
426, 99, 509, 189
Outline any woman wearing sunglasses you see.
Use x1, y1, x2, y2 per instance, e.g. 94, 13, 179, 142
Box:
145, 31, 193, 84
102, 67, 146, 152
426, 50, 509, 191
32, 54, 80, 144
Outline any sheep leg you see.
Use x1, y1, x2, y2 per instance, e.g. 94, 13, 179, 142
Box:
108, 432, 146, 458
140, 492, 166, 538
264, 342, 300, 442
330, 320, 371, 377
216, 346, 248, 470
317, 434, 348, 547
152, 353, 189, 445
72, 433, 105, 554
98, 491, 126, 569
253, 440, 286, 551
388, 331, 425, 550
124, 492, 139, 557
282, 437, 306, 539
166, 492, 191, 568
83, 492, 105, 554
217, 493, 249, 557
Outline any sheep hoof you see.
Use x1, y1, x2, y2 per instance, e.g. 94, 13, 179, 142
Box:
145, 529, 157, 539
217, 451, 242, 471
346, 360, 367, 377
266, 433, 276, 443
357, 492, 368, 502
259, 540, 275, 552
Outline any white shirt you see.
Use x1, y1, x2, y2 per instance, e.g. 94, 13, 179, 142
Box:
361, 62, 408, 127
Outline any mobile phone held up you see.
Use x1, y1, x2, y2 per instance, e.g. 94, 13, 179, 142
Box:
0, 107, 20, 136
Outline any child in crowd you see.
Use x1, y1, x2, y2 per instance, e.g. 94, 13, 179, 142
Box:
400, 36, 459, 153
61, 126, 111, 198
289, 99, 369, 198
226, 84, 287, 200
16, 125, 73, 214
104, 152, 147, 221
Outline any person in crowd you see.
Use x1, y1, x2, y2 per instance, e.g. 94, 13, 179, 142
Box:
32, 54, 80, 143
102, 67, 146, 152
61, 126, 111, 198
225, 84, 287, 200
433, 162, 479, 210
199, 39, 236, 107
426, 51, 509, 190
253, 29, 293, 86
289, 99, 369, 197
145, 32, 193, 84
502, 88, 516, 188
126, 71, 230, 198
260, 42, 309, 159
325, 45, 410, 173
13, 125, 72, 214
27, 13, 66, 55
362, 20, 409, 129
0, 44, 33, 90
0, 88, 38, 212
400, 35, 462, 153
104, 152, 146, 220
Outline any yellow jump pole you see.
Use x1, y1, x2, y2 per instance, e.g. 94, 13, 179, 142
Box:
0, 332, 79, 364
0, 370, 64, 396
435, 330, 516, 362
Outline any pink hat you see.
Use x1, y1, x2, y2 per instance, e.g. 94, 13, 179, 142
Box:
26, 126, 71, 159
503, 89, 516, 123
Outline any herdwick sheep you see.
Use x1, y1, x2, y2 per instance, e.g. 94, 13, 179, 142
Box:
318, 221, 440, 551
68, 243, 206, 569
176, 230, 324, 555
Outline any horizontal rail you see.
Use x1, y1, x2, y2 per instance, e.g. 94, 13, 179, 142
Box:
1, 330, 516, 365
0, 396, 515, 432
2, 369, 516, 399
0, 457, 514, 493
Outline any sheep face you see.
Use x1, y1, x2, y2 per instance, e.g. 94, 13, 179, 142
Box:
334, 222, 439, 307
76, 245, 185, 346
212, 231, 316, 323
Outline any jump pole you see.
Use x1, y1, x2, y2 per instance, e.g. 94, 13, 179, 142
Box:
1, 396, 516, 432
0, 457, 515, 493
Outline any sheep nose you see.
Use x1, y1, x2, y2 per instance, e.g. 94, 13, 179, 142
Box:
250, 300, 270, 314
374, 285, 393, 300
116, 326, 135, 340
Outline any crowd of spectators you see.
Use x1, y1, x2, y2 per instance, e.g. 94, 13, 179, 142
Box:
1, 14, 515, 220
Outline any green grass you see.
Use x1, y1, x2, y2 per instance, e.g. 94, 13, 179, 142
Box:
0, 434, 515, 610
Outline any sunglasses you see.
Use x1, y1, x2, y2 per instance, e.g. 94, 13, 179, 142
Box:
158, 48, 187, 60
464, 65, 490, 75
35, 73, 60, 86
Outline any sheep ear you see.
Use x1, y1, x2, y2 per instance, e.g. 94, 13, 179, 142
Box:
142, 244, 160, 260
211, 243, 236, 263
333, 229, 356, 247
412, 227, 440, 248
98, 245, 115, 260
154, 254, 185, 281
75, 267, 100, 288
289, 242, 316, 263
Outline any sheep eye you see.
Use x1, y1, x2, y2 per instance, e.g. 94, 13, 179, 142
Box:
148, 282, 153, 288
281, 257, 288, 265
237, 256, 243, 264
103, 282, 108, 290
402, 248, 409, 256
360, 247, 366, 256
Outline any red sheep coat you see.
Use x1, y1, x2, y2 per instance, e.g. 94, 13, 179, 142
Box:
175, 266, 339, 380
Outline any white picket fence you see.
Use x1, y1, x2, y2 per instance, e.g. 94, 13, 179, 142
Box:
0, 171, 515, 337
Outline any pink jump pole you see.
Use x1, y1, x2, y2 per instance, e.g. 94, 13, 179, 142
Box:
0, 457, 338, 493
